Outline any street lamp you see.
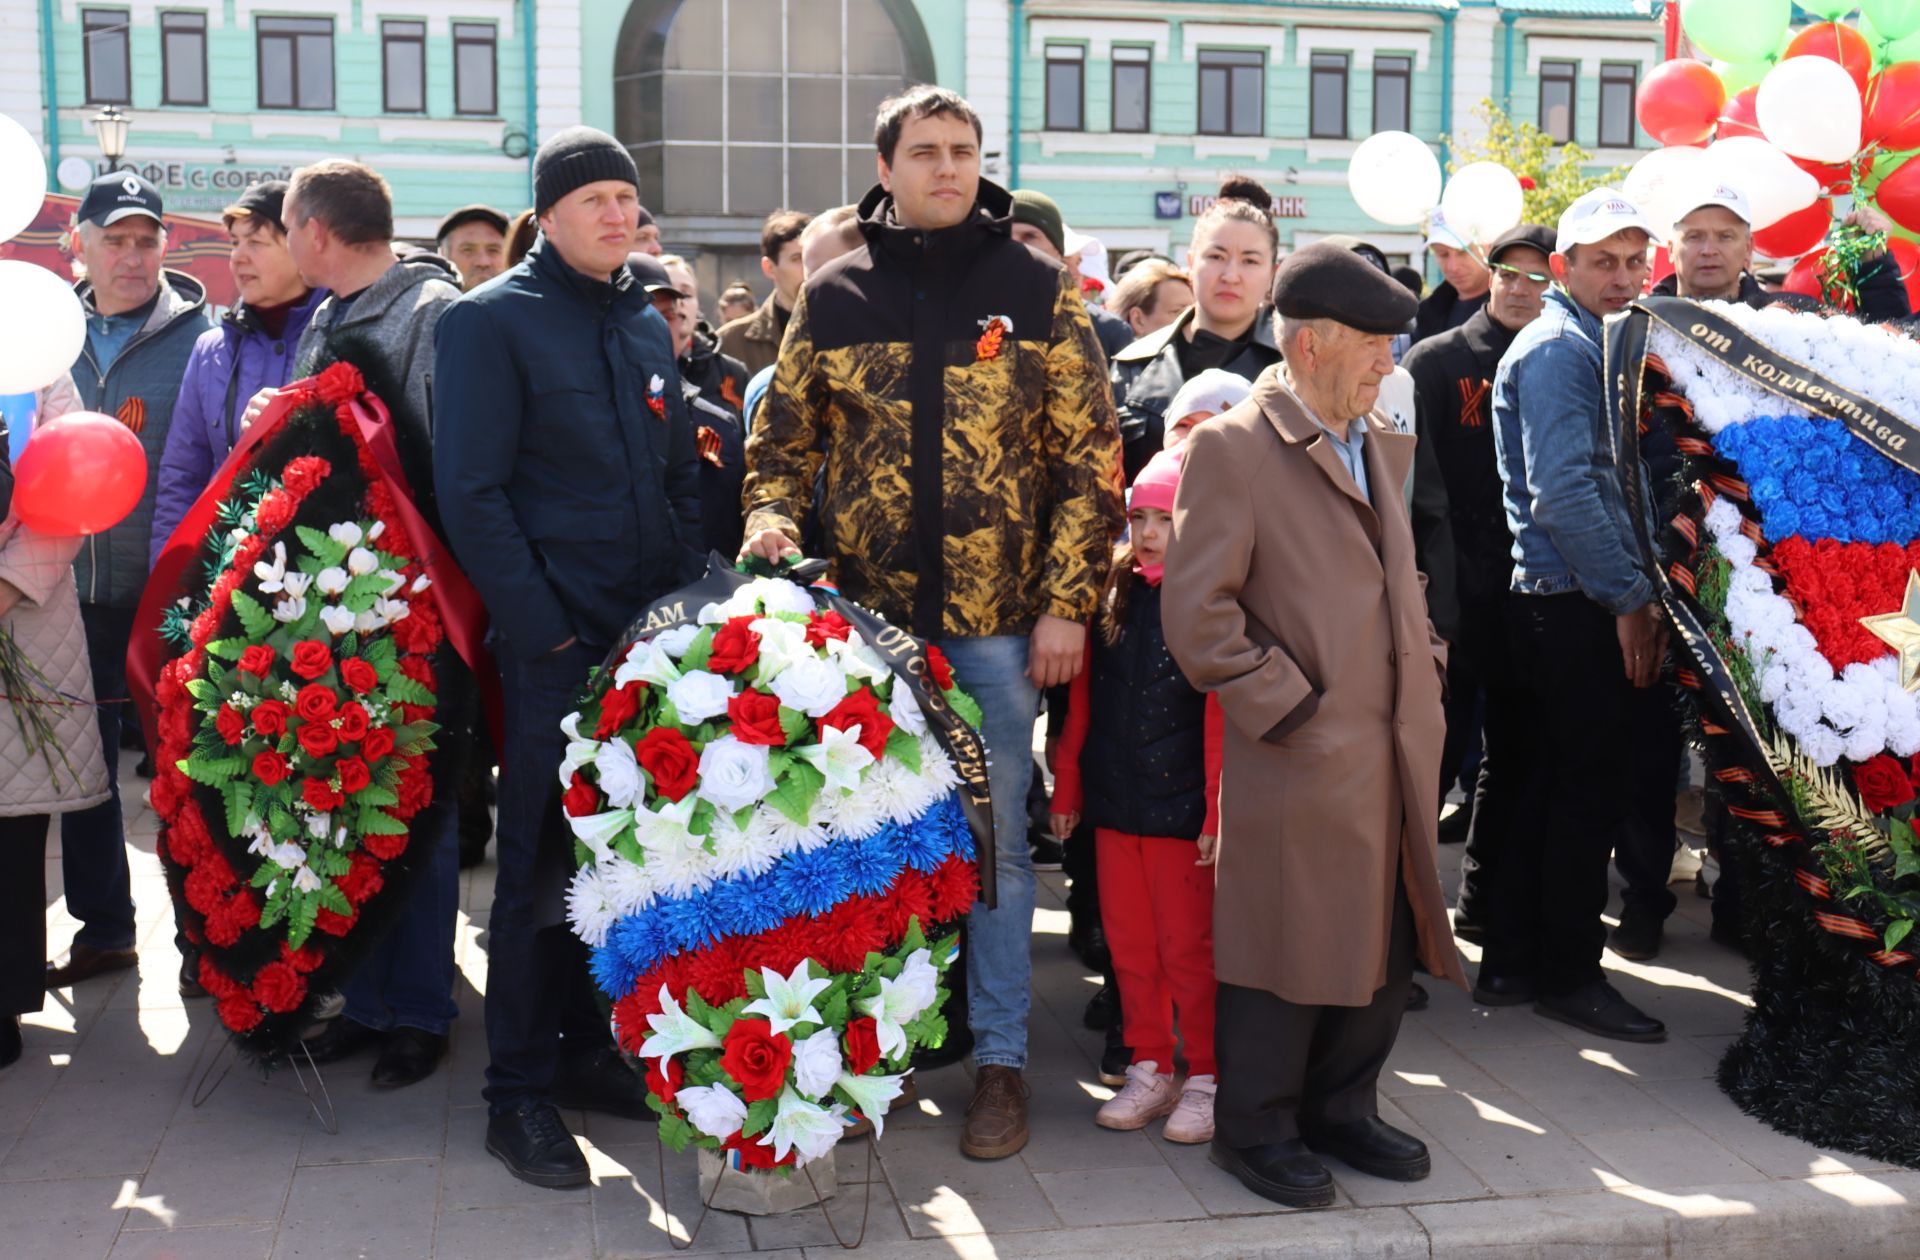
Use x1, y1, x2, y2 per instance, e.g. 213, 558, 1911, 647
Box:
91, 106, 130, 168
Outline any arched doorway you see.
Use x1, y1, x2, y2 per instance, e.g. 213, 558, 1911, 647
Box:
614, 0, 936, 307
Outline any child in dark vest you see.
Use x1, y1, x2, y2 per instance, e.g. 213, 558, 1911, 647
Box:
1050, 447, 1222, 1142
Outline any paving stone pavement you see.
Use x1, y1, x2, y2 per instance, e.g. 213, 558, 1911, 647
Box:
10, 753, 1920, 1258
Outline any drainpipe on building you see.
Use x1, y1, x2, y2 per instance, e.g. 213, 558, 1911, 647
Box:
1503, 11, 1518, 117
39, 0, 60, 177
1439, 11, 1455, 172
1008, 0, 1023, 190
522, 0, 538, 205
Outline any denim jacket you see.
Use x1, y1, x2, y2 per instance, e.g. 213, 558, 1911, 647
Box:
1491, 287, 1653, 616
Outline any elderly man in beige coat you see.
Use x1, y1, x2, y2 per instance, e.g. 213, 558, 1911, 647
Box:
1163, 242, 1466, 1209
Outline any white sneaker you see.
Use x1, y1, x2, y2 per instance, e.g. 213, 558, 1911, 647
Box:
1161, 1074, 1216, 1144
1094, 1061, 1179, 1131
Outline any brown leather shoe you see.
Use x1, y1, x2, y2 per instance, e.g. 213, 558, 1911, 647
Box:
45, 944, 137, 989
960, 1065, 1030, 1159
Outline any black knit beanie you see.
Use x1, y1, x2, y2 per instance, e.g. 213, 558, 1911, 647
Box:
533, 126, 639, 215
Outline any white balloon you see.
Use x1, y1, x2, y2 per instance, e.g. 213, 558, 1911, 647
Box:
1756, 56, 1863, 163
1702, 136, 1820, 229
1438, 162, 1525, 245
0, 261, 85, 396
1348, 131, 1442, 226
1624, 145, 1709, 238
0, 115, 47, 246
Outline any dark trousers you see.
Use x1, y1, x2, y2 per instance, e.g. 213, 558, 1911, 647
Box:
1614, 682, 1683, 924
1482, 593, 1633, 995
483, 639, 615, 1114
58, 604, 136, 952
0, 814, 51, 1016
1215, 880, 1415, 1147
1446, 588, 1522, 930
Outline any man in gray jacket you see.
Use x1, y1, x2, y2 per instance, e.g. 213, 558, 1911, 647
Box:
47, 172, 214, 994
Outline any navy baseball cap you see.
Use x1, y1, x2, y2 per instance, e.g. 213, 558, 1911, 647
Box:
79, 171, 164, 228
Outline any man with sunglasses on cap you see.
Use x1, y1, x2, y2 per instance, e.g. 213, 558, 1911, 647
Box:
1413, 208, 1490, 343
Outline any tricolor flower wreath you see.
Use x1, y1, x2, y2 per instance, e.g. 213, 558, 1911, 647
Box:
561, 574, 982, 1171
148, 362, 444, 1050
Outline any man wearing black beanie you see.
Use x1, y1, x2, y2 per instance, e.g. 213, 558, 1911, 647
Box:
435, 124, 704, 1188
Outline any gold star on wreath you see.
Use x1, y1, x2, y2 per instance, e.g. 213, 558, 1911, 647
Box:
1860, 571, 1920, 692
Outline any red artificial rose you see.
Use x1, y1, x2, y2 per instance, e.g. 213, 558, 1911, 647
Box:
822, 688, 894, 760
595, 680, 646, 739
727, 688, 788, 747
294, 683, 337, 724
926, 645, 954, 691
252, 750, 291, 786
1856, 754, 1916, 814
562, 771, 602, 818
290, 640, 332, 680
297, 721, 340, 760
315, 905, 357, 937
336, 756, 372, 795
362, 828, 409, 862
280, 455, 331, 498
251, 699, 290, 738
252, 960, 306, 1013
635, 727, 699, 801
844, 1017, 882, 1076
339, 657, 379, 694
254, 489, 294, 535
707, 616, 763, 675
360, 726, 396, 762
335, 702, 370, 742
720, 1018, 793, 1102
724, 1132, 784, 1170
304, 778, 343, 812
805, 611, 854, 648
646, 1056, 684, 1105
217, 993, 264, 1033
239, 644, 277, 677
215, 705, 246, 746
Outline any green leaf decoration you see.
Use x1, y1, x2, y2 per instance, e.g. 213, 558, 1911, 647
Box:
613, 834, 646, 867
764, 758, 825, 824
885, 727, 922, 773
258, 896, 286, 931
946, 686, 984, 731
287, 895, 318, 950
182, 755, 245, 786
1888, 918, 1915, 953
230, 590, 275, 640
680, 627, 717, 672
819, 987, 848, 1030
250, 861, 278, 888
339, 631, 359, 659
657, 1113, 694, 1153
297, 525, 348, 567
356, 785, 400, 808
204, 637, 250, 661
778, 705, 811, 746
907, 1010, 949, 1052
742, 1096, 778, 1138
343, 573, 390, 605
184, 678, 219, 702
386, 673, 435, 706
358, 807, 410, 836
744, 967, 767, 1001
902, 919, 928, 955
221, 781, 253, 836
319, 882, 352, 916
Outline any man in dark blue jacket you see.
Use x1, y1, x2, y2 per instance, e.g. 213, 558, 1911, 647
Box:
433, 126, 702, 1189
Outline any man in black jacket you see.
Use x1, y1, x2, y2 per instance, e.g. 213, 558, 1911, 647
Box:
434, 126, 702, 1189
1402, 224, 1555, 949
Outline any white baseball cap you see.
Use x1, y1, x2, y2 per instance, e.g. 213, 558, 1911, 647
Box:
1426, 208, 1470, 251
1670, 180, 1753, 232
1555, 187, 1662, 254
1165, 369, 1253, 447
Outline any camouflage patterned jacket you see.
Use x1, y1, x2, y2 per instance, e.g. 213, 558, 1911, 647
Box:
743, 180, 1123, 640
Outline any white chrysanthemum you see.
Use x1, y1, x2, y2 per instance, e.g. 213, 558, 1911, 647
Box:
651, 623, 702, 657
667, 669, 734, 724
647, 828, 716, 899
598, 852, 657, 917
710, 808, 782, 879
919, 736, 962, 792
852, 754, 930, 826
566, 863, 620, 947
748, 802, 828, 856
827, 783, 889, 840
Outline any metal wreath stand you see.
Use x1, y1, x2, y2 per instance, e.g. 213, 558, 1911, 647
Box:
191, 1027, 341, 1136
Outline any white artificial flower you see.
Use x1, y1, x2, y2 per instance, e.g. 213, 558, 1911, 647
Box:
894, 948, 940, 1014
319, 605, 357, 637
887, 679, 927, 736
789, 1028, 842, 1099
743, 959, 831, 1036
253, 541, 290, 591
615, 638, 683, 689
918, 735, 961, 792
566, 863, 620, 948
858, 755, 935, 827
834, 1071, 907, 1141
635, 794, 701, 856
264, 840, 307, 869
367, 520, 386, 541
762, 1088, 846, 1165
825, 780, 888, 840
647, 828, 716, 898
292, 864, 323, 894
327, 521, 364, 548
594, 737, 647, 809
373, 596, 411, 624
825, 633, 890, 686
748, 617, 815, 682
749, 577, 819, 618
748, 801, 828, 856
281, 570, 313, 598
649, 373, 665, 395
272, 595, 308, 624
796, 723, 876, 793
639, 986, 725, 1059
710, 808, 782, 879
246, 832, 274, 859
557, 717, 602, 787
346, 546, 380, 576
858, 960, 937, 1062
410, 573, 431, 594
697, 736, 775, 812
679, 1084, 749, 1142
379, 569, 407, 596
667, 669, 734, 724
305, 812, 331, 840
651, 623, 702, 657
352, 608, 387, 635
566, 807, 635, 863
598, 852, 657, 916
771, 655, 847, 718
314, 566, 349, 596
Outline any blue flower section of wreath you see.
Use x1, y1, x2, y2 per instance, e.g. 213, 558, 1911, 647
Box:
1714, 416, 1920, 544
585, 789, 971, 995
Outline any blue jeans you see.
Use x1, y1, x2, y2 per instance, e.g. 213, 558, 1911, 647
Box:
341, 791, 460, 1035
937, 635, 1039, 1072
59, 604, 136, 952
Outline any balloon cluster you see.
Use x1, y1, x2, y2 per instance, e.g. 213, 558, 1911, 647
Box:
1347, 133, 1526, 247
0, 114, 147, 535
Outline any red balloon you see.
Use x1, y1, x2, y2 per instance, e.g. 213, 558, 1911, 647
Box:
1891, 237, 1920, 310
1791, 155, 1853, 191
1784, 249, 1827, 299
1785, 22, 1873, 96
1639, 58, 1728, 146
11, 411, 147, 537
1649, 245, 1675, 289
1753, 197, 1833, 258
1865, 63, 1920, 152
1874, 154, 1920, 233
1717, 87, 1764, 141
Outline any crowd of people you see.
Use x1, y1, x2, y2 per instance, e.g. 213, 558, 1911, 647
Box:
0, 79, 1869, 1208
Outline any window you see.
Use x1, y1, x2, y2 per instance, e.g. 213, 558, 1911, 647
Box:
160, 11, 207, 106
257, 17, 334, 110
1373, 54, 1411, 134
82, 8, 130, 105
1539, 59, 1576, 144
1044, 45, 1084, 131
1198, 49, 1264, 137
1112, 46, 1151, 133
1310, 52, 1349, 139
1599, 62, 1639, 148
382, 20, 426, 113
454, 22, 498, 115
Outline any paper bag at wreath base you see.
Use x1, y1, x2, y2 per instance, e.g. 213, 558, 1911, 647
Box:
696, 1147, 837, 1215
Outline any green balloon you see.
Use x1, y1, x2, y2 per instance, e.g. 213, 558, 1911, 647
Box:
1802, 0, 1857, 16
1863, 12, 1920, 65
1683, 0, 1791, 63
1865, 0, 1920, 41
1713, 58, 1773, 94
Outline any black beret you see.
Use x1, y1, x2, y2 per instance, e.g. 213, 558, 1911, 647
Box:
436, 203, 509, 242
1487, 224, 1557, 266
1271, 241, 1417, 334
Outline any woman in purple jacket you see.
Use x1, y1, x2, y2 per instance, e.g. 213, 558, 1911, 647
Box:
150, 180, 326, 565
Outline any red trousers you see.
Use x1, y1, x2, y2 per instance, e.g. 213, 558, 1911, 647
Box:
1096, 829, 1217, 1077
